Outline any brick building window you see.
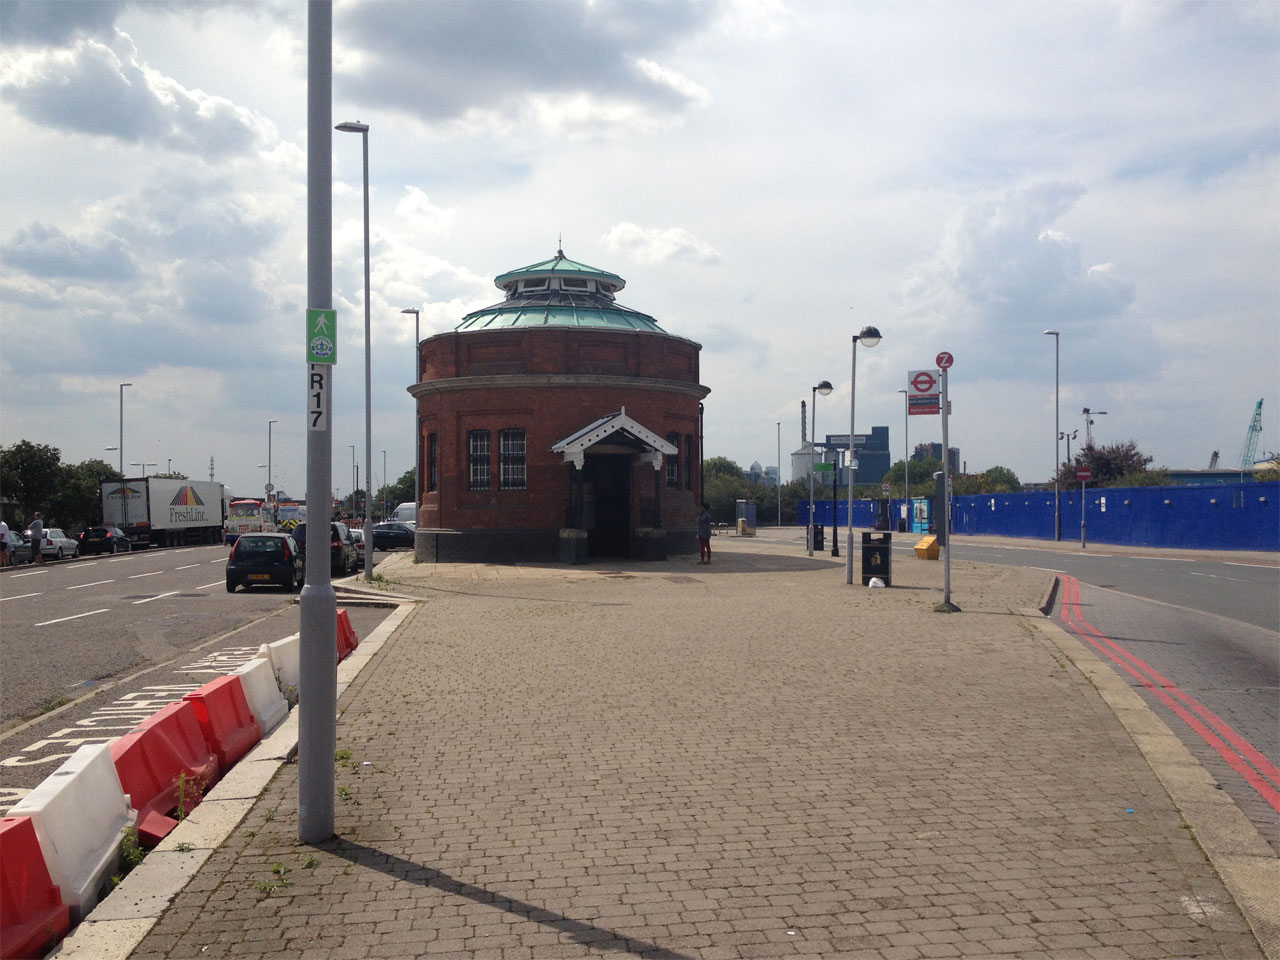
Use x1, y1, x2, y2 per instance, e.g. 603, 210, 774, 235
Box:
684, 434, 693, 490
666, 432, 680, 489
467, 430, 490, 491
427, 433, 438, 493
499, 428, 526, 490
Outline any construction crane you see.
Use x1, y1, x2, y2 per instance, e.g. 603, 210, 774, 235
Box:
1207, 450, 1219, 469
1240, 399, 1263, 471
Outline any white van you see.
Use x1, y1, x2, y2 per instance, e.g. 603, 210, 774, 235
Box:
392, 502, 418, 526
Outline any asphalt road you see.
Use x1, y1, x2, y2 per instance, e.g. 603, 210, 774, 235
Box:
0, 543, 397, 729
0, 540, 399, 807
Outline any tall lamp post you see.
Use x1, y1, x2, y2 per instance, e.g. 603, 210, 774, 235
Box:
897, 388, 909, 530
119, 382, 132, 528
336, 119, 373, 581
267, 419, 278, 520
348, 444, 356, 514
381, 449, 387, 521
808, 380, 833, 556
130, 461, 156, 477
844, 326, 881, 585
776, 421, 781, 526
1044, 330, 1060, 540
401, 308, 420, 515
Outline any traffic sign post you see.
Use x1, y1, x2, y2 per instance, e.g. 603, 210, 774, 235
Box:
907, 369, 941, 416
935, 352, 959, 612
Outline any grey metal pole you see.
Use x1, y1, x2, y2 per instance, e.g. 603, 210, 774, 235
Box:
119, 382, 131, 529
402, 308, 420, 518
299, 0, 336, 845
267, 419, 277, 519
360, 128, 373, 582
845, 337, 856, 583
940, 369, 952, 607
808, 389, 816, 556
898, 388, 909, 531
1045, 330, 1060, 540
776, 421, 781, 526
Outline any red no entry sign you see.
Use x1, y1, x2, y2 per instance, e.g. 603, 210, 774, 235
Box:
910, 370, 937, 394
1077, 466, 1092, 481
936, 351, 954, 370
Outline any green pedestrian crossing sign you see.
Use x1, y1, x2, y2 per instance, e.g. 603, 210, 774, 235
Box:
306, 308, 337, 364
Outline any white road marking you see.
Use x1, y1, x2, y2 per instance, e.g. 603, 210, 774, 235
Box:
67, 580, 114, 590
175, 564, 200, 570
132, 591, 180, 605
0, 592, 41, 602
10, 570, 46, 579
1225, 561, 1276, 569
197, 580, 223, 590
1132, 556, 1194, 562
36, 609, 108, 626
127, 571, 164, 579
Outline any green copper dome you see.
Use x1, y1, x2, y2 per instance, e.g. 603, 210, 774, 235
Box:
456, 249, 667, 334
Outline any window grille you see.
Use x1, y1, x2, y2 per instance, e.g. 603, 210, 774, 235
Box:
500, 429, 526, 490
666, 432, 680, 489
468, 430, 490, 491
684, 434, 694, 490
427, 433, 438, 492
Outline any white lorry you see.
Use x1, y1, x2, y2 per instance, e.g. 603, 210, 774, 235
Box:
392, 502, 417, 525
101, 478, 228, 547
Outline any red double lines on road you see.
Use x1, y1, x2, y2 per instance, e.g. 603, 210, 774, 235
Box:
1057, 574, 1280, 814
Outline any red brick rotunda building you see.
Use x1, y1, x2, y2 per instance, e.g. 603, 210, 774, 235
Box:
409, 250, 710, 563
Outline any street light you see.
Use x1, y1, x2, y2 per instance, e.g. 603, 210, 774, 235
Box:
130, 461, 156, 477
381, 449, 386, 521
1044, 330, 1060, 540
897, 388, 909, 528
776, 421, 782, 527
844, 325, 881, 585
808, 380, 833, 557
267, 419, 278, 519
348, 444, 356, 515
401, 307, 420, 516
336, 119, 373, 580
119, 382, 132, 528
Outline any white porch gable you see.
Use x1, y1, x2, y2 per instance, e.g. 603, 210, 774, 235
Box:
551, 406, 677, 471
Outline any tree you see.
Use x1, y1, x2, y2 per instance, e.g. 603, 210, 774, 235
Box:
1057, 440, 1157, 487
51, 459, 122, 529
0, 441, 63, 521
885, 458, 942, 495
703, 456, 743, 480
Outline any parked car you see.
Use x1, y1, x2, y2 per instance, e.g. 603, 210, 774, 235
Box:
3, 529, 30, 564
79, 525, 133, 555
225, 533, 303, 592
25, 526, 78, 560
292, 522, 359, 576
350, 527, 365, 567
371, 521, 415, 551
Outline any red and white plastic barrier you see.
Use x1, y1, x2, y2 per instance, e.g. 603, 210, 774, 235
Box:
230, 657, 288, 736
109, 701, 219, 847
0, 815, 70, 960
336, 609, 360, 660
7, 744, 134, 922
183, 676, 260, 771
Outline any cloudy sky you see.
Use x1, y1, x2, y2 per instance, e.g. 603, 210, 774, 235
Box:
1, 0, 1276, 501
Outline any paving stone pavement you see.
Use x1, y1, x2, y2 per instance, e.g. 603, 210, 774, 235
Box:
125, 531, 1269, 959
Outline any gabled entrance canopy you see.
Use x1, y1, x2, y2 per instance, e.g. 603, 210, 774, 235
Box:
552, 407, 677, 471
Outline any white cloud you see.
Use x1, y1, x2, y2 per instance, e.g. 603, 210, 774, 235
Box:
602, 223, 722, 266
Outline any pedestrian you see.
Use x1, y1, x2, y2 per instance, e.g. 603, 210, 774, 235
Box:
28, 511, 44, 564
0, 517, 9, 567
697, 502, 712, 565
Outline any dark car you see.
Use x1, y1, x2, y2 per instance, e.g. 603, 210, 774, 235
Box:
79, 525, 133, 555
292, 522, 359, 577
3, 529, 30, 564
225, 533, 303, 592
371, 521, 415, 551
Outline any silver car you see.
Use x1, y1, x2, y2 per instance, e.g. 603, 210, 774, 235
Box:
25, 526, 79, 560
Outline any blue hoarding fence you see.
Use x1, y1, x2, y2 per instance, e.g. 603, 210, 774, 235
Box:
801, 480, 1278, 551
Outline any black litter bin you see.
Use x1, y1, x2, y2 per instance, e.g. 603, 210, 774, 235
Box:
861, 531, 891, 585
808, 524, 824, 551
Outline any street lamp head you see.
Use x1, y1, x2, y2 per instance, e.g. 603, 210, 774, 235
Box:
400, 307, 419, 316
814, 380, 834, 396
120, 381, 132, 388
856, 325, 882, 348
897, 388, 907, 395
1043, 329, 1059, 337
335, 121, 368, 134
